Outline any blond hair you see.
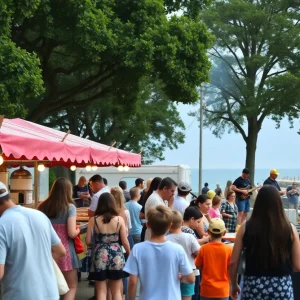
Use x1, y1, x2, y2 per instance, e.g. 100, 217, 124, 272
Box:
110, 186, 126, 212
129, 187, 140, 199
170, 210, 183, 229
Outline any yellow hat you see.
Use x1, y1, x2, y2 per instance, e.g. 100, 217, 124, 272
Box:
270, 169, 279, 175
207, 190, 216, 199
209, 218, 226, 234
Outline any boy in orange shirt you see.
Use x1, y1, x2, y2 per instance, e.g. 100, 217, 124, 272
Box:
195, 218, 232, 300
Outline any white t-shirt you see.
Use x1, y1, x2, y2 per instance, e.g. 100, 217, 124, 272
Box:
0, 206, 61, 300
166, 232, 200, 275
124, 240, 193, 300
89, 186, 110, 211
144, 191, 167, 240
172, 195, 189, 215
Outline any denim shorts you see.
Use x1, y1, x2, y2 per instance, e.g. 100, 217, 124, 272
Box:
235, 198, 250, 212
180, 282, 195, 296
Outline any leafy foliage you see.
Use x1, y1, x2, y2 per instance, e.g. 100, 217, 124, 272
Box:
0, 38, 44, 117
195, 0, 300, 176
42, 80, 185, 164
1, 0, 213, 161
4, 0, 213, 122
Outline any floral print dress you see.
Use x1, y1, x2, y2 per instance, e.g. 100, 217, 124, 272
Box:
88, 216, 125, 281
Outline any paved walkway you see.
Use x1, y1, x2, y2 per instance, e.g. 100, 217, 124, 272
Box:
75, 274, 139, 300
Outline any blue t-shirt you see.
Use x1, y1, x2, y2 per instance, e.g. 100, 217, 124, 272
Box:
124, 240, 192, 300
263, 177, 281, 191
286, 186, 299, 205
201, 187, 209, 194
233, 176, 251, 201
0, 206, 61, 300
125, 200, 142, 235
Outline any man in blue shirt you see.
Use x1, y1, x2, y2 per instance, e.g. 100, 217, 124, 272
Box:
232, 168, 252, 225
0, 181, 66, 300
286, 182, 299, 211
263, 169, 285, 196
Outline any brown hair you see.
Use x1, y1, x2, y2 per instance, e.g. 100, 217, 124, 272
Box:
94, 193, 119, 223
147, 205, 172, 236
247, 185, 293, 270
226, 190, 235, 200
38, 177, 74, 218
130, 187, 140, 199
212, 196, 222, 206
170, 210, 183, 229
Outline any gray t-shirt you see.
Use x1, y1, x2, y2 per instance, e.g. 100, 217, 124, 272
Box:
0, 206, 61, 300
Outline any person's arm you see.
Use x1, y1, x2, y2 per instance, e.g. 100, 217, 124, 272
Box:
220, 203, 231, 218
231, 185, 248, 196
194, 217, 208, 238
291, 224, 300, 272
67, 205, 80, 239
181, 272, 195, 283
128, 274, 138, 300
52, 242, 66, 262
178, 248, 195, 283
229, 222, 245, 299
119, 218, 131, 254
0, 265, 4, 280
85, 217, 94, 246
88, 196, 98, 217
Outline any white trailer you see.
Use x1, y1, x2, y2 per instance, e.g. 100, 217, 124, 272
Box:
75, 165, 191, 189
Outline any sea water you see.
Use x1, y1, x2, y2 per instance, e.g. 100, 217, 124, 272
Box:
191, 168, 300, 193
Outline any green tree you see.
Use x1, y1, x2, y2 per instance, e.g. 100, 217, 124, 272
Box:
198, 0, 300, 182
43, 80, 185, 164
3, 0, 213, 122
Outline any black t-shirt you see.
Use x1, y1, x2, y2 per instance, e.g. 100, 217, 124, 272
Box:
233, 176, 251, 201
72, 185, 91, 199
263, 177, 281, 191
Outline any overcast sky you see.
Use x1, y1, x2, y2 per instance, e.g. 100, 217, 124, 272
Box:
155, 103, 300, 169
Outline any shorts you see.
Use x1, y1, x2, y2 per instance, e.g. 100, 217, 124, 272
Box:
180, 282, 195, 297
236, 198, 250, 213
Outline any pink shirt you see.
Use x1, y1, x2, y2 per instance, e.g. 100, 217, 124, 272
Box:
208, 207, 221, 219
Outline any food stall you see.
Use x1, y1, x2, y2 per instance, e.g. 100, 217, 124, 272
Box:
0, 116, 141, 234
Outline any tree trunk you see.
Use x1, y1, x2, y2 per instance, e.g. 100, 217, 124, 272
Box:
245, 118, 259, 185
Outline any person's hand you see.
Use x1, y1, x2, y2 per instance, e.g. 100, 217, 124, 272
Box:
231, 284, 241, 299
241, 190, 248, 196
228, 214, 233, 218
201, 236, 210, 244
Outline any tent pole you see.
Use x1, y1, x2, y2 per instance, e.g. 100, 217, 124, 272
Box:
34, 162, 39, 207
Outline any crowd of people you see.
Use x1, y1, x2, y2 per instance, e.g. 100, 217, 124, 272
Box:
0, 167, 299, 300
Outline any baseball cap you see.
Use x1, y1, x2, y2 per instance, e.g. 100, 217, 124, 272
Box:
207, 190, 216, 199
242, 168, 250, 174
178, 181, 192, 192
0, 182, 9, 198
209, 218, 226, 234
270, 169, 279, 175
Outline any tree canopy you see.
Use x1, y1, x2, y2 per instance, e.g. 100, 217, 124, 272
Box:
1, 0, 213, 121
0, 0, 213, 162
198, 0, 300, 180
